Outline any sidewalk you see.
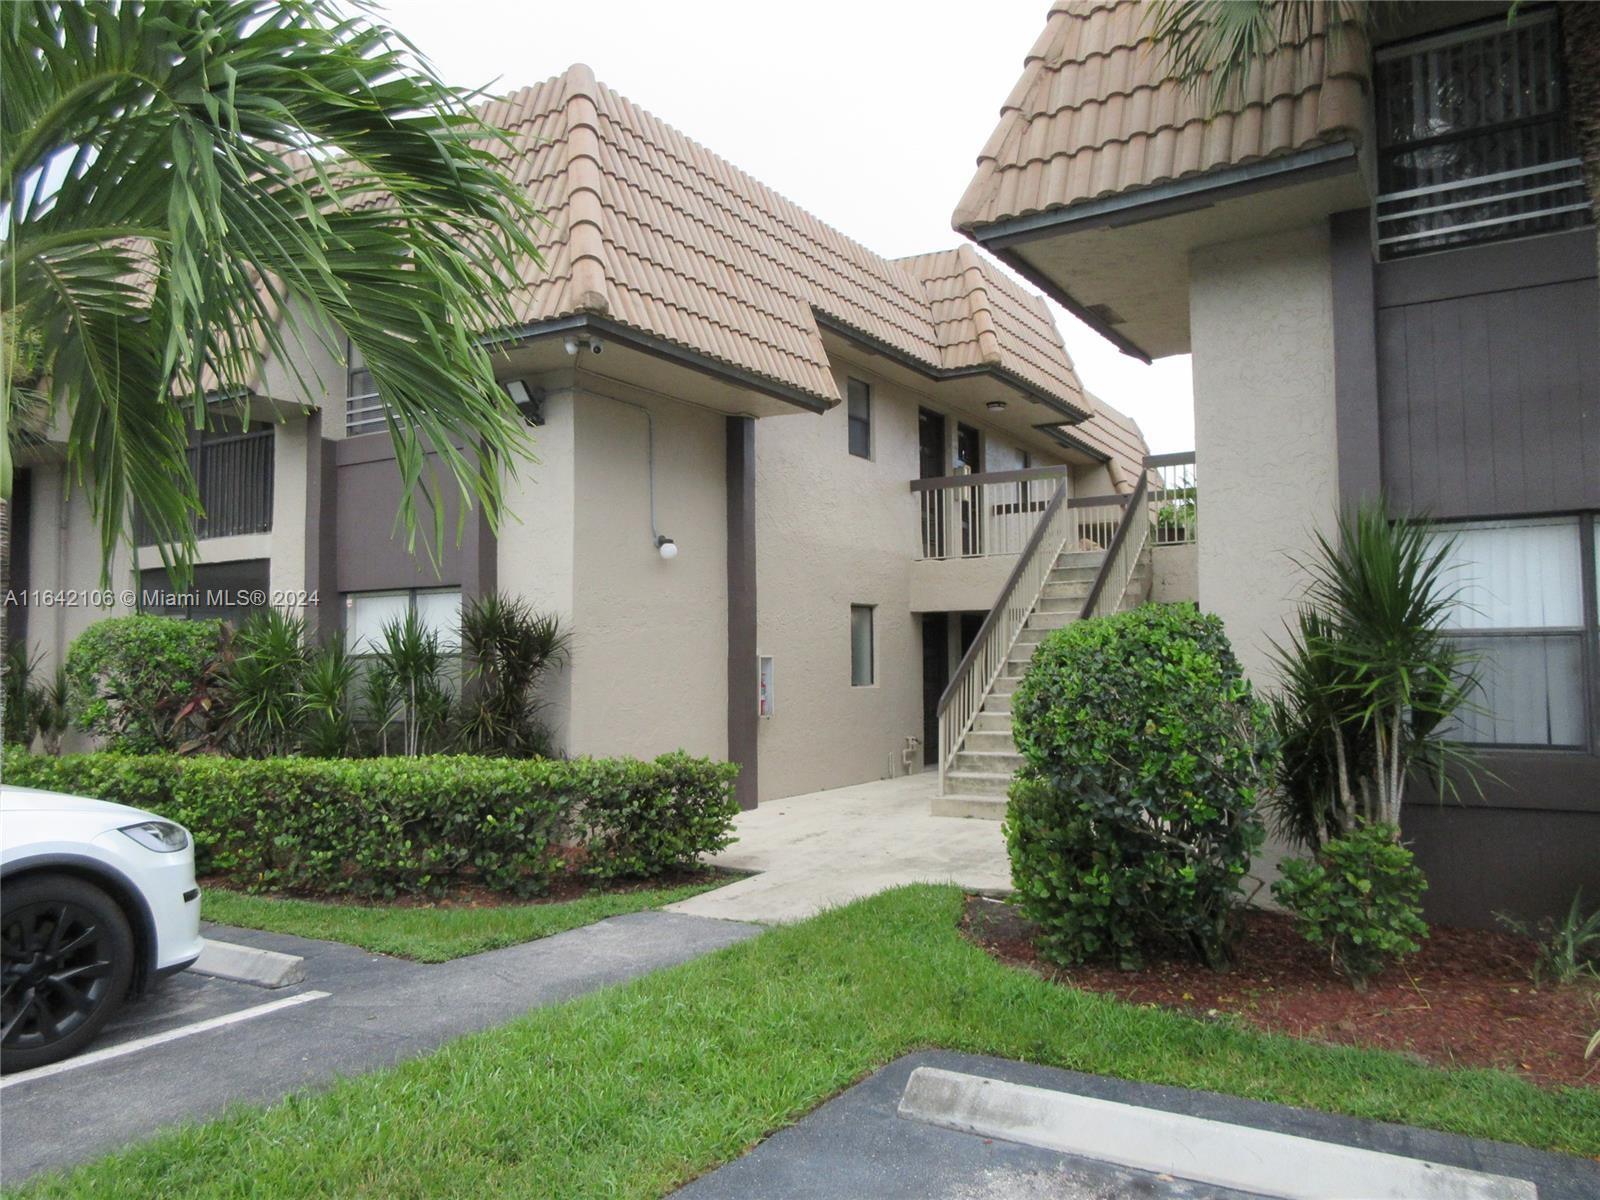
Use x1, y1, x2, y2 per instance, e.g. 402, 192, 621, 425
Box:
667, 773, 1012, 925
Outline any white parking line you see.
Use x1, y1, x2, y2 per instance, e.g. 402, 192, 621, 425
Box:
1, 990, 330, 1089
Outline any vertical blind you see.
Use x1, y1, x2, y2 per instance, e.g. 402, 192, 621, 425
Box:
1427, 517, 1585, 746
346, 588, 461, 654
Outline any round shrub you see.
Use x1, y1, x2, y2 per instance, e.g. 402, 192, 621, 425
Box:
1007, 603, 1271, 969
65, 615, 225, 752
1271, 823, 1428, 989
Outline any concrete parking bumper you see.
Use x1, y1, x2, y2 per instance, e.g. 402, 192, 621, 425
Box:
191, 938, 307, 988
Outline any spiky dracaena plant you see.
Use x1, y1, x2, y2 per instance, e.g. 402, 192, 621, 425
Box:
456, 594, 569, 757
1268, 505, 1481, 845
297, 635, 357, 758
366, 609, 450, 757
224, 609, 310, 757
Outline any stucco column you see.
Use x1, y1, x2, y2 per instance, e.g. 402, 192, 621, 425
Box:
726, 415, 757, 810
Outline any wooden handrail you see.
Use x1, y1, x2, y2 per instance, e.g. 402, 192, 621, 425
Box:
1143, 450, 1196, 468
909, 465, 1069, 492
937, 479, 1068, 716
1079, 472, 1151, 619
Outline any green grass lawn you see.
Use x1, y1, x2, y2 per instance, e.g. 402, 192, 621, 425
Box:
200, 879, 728, 962
18, 886, 1599, 1198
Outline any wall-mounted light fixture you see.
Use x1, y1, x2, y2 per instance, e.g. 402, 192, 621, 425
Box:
503, 378, 545, 426
986, 400, 1008, 413
656, 536, 678, 560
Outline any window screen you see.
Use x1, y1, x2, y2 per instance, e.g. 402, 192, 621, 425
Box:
850, 605, 875, 687
847, 379, 871, 459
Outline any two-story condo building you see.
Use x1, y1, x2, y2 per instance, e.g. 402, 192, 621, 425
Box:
8, 64, 1159, 813
955, 1, 1598, 924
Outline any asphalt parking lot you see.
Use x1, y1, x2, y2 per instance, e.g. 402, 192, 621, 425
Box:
672, 1051, 1600, 1200
2, 911, 760, 1184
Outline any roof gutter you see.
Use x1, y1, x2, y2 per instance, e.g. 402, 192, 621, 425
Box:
487, 314, 832, 415
962, 141, 1362, 365
811, 311, 1092, 425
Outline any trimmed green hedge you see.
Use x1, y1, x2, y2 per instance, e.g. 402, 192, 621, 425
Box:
2, 750, 739, 899
1008, 604, 1271, 969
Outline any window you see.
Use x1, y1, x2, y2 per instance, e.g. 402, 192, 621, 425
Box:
847, 378, 871, 459
345, 340, 389, 437
136, 559, 271, 628
850, 605, 875, 687
1374, 9, 1587, 258
1428, 517, 1590, 748
345, 587, 462, 655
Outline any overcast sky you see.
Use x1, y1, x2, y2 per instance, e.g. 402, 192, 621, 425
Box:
378, 0, 1195, 452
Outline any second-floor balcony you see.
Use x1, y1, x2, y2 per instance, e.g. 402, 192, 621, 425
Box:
134, 427, 275, 545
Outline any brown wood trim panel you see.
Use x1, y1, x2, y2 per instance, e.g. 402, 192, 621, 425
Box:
1330, 209, 1383, 505
1375, 226, 1597, 308
725, 416, 757, 810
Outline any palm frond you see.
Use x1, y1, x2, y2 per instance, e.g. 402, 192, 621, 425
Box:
3, 1, 545, 582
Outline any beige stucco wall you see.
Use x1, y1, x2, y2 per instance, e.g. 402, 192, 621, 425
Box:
1189, 225, 1339, 683
1149, 541, 1199, 604
21, 466, 137, 676
1070, 461, 1117, 498
565, 378, 729, 764
753, 357, 1059, 800
496, 383, 577, 749
907, 554, 1019, 613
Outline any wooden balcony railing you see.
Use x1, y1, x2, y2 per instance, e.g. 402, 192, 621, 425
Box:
909, 467, 1069, 560
1147, 451, 1196, 547
134, 429, 275, 545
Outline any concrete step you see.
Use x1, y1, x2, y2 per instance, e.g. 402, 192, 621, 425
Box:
954, 749, 1024, 775
1054, 550, 1105, 567
1027, 610, 1078, 631
971, 712, 1013, 734
982, 690, 1014, 713
941, 770, 1013, 797
931, 793, 1008, 820
1047, 564, 1100, 585
961, 729, 1016, 754
1040, 581, 1092, 602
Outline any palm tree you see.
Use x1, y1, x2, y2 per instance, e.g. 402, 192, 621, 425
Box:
1146, 2, 1599, 232
1, 1, 544, 585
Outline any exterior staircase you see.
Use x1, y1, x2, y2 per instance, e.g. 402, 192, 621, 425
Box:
933, 544, 1152, 820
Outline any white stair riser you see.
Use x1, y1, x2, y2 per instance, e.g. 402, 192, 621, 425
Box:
943, 772, 1013, 796
962, 730, 1016, 754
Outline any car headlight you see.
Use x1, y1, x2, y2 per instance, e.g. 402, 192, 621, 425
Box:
119, 821, 190, 853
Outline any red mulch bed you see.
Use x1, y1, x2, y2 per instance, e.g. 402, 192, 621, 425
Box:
198, 866, 731, 910
962, 895, 1600, 1089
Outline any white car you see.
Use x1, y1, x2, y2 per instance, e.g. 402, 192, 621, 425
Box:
1, 786, 204, 1073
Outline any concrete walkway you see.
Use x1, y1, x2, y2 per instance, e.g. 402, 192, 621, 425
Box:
666, 774, 1011, 924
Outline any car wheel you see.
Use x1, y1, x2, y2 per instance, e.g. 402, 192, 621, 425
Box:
1, 873, 135, 1074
